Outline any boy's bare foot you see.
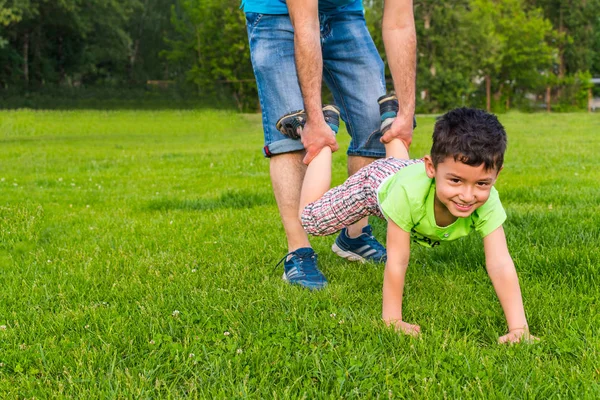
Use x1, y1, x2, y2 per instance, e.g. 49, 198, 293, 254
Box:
498, 328, 540, 344
387, 319, 421, 337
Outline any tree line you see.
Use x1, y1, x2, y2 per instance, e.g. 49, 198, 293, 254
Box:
1, 0, 599, 112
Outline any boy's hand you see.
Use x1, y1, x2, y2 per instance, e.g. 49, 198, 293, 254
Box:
388, 320, 421, 337
498, 328, 539, 344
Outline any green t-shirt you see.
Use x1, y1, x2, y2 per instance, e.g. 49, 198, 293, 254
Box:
377, 161, 506, 247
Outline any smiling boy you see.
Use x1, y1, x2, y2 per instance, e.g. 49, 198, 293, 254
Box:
277, 99, 536, 343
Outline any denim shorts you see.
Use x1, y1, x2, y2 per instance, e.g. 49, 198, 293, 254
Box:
245, 11, 386, 158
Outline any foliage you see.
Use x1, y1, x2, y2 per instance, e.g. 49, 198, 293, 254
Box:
164, 0, 256, 111
0, 0, 598, 111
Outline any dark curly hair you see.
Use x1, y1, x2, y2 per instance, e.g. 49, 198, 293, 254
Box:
430, 108, 507, 171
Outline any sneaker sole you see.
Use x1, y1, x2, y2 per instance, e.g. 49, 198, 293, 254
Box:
275, 109, 305, 129
377, 94, 397, 105
282, 272, 327, 289
331, 243, 368, 263
276, 110, 305, 138
322, 104, 341, 116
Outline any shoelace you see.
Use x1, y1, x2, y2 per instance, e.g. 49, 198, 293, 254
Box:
274, 250, 316, 275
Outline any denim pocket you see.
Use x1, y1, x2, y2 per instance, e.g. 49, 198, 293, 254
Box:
245, 12, 263, 29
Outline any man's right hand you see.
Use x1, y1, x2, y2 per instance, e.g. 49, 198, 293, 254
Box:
381, 115, 413, 151
301, 120, 339, 165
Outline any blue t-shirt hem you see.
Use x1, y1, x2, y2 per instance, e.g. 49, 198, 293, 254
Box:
241, 0, 363, 15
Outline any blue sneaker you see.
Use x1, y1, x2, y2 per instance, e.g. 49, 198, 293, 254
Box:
276, 247, 328, 290
332, 225, 387, 263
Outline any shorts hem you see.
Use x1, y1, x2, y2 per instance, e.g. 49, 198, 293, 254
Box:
263, 138, 305, 157
346, 150, 386, 158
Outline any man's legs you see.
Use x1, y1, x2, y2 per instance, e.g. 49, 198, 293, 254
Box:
246, 13, 326, 289
270, 152, 310, 252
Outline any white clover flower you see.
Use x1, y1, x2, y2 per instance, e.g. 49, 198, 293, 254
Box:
236, 348, 243, 354
223, 331, 230, 336
0, 325, 6, 330
189, 353, 195, 358
330, 313, 336, 318
172, 310, 180, 317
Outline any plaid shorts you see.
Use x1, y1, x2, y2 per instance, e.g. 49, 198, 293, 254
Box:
301, 158, 423, 236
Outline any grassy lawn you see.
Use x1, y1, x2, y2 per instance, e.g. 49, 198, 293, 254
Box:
0, 109, 599, 398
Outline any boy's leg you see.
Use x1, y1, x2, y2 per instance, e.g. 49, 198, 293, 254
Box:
277, 106, 341, 213
300, 158, 398, 237
299, 147, 333, 212
378, 93, 409, 160
385, 140, 409, 160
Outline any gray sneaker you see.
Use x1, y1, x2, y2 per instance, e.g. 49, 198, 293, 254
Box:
276, 105, 341, 139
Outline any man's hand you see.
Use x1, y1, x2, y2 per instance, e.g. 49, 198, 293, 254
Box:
301, 121, 339, 165
381, 115, 413, 151
388, 319, 421, 337
498, 328, 540, 344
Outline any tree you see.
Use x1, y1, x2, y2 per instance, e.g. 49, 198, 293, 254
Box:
466, 0, 555, 111
0, 0, 140, 87
164, 0, 255, 110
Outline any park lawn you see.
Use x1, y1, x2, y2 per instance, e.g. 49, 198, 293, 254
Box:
0, 109, 599, 398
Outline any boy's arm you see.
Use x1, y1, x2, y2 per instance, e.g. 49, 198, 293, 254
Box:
382, 219, 420, 336
483, 226, 536, 343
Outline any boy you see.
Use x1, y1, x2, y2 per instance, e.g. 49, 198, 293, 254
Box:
276, 97, 536, 344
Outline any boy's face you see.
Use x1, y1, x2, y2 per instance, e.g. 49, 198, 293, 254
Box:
424, 155, 501, 220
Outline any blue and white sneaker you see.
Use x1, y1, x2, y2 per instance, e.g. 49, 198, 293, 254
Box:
378, 92, 417, 134
276, 247, 328, 290
332, 225, 387, 263
378, 92, 399, 135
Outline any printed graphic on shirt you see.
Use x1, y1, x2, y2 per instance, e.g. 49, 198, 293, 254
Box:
410, 227, 441, 248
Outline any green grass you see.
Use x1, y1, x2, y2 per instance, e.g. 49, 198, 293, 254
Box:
0, 109, 599, 398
